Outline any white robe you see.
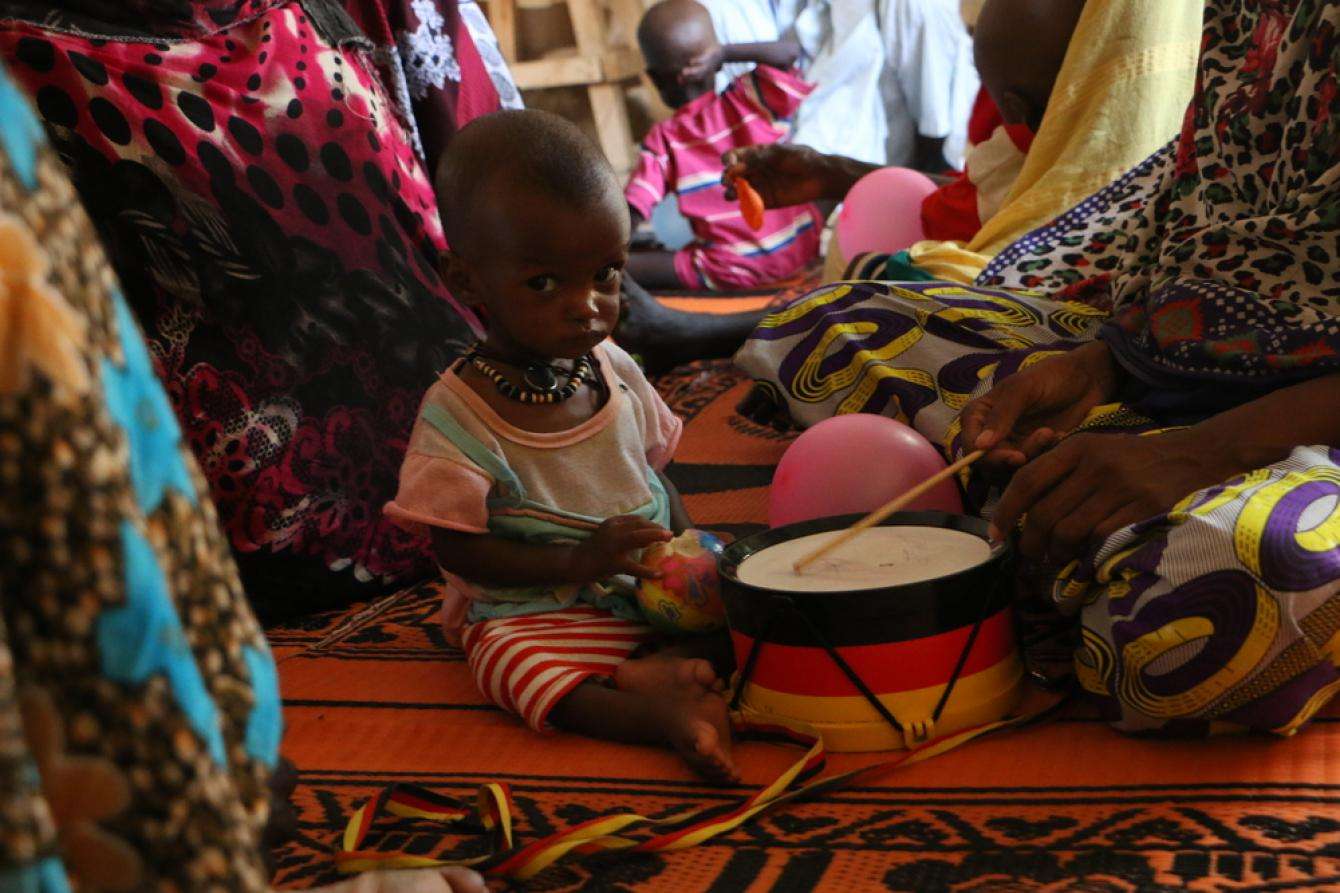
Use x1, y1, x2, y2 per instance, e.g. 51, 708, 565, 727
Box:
701, 0, 977, 168
877, 0, 977, 167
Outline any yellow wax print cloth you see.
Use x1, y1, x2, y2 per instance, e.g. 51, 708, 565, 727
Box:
828, 0, 1203, 284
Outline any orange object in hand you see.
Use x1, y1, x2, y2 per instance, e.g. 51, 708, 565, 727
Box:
733, 176, 765, 230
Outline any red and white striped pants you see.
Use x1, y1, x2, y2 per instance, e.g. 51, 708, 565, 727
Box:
460, 607, 652, 731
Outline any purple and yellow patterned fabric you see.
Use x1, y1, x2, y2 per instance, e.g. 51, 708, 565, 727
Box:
1059, 443, 1340, 734
751, 282, 1340, 734
734, 0, 1340, 733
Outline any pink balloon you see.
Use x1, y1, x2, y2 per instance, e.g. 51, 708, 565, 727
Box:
835, 167, 939, 257
769, 414, 964, 528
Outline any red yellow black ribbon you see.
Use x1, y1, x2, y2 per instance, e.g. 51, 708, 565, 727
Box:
335, 688, 1066, 881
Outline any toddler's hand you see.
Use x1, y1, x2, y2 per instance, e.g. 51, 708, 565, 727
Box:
679, 44, 724, 82
571, 516, 673, 581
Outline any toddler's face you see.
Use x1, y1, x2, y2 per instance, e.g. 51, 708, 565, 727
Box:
458, 183, 630, 361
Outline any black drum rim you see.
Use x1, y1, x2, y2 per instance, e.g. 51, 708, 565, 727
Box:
718, 511, 1013, 647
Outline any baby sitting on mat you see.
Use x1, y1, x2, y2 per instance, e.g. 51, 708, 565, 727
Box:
386, 109, 738, 783
624, 0, 823, 291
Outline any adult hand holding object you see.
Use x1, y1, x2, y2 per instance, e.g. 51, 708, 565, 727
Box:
987, 428, 1240, 563
977, 347, 1340, 564
959, 341, 1123, 470
732, 176, 767, 230
722, 144, 878, 208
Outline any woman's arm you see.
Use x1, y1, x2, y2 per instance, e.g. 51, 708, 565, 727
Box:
722, 144, 880, 208
1185, 371, 1340, 470
991, 371, 1340, 560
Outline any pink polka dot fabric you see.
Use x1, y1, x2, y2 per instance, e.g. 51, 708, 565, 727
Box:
0, 0, 503, 617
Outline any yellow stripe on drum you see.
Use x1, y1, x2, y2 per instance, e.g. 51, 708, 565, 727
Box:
732, 651, 1026, 752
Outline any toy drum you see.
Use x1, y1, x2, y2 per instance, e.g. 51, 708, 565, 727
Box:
718, 511, 1024, 752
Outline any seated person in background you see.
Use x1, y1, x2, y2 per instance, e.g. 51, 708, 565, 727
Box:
699, 0, 978, 173
917, 89, 1033, 243
386, 110, 739, 782
723, 0, 1083, 246
624, 0, 823, 291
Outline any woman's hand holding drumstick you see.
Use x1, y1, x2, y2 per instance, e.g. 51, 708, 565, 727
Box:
792, 451, 986, 574
794, 343, 1119, 573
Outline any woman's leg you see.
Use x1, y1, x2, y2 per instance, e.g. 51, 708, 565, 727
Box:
615, 274, 769, 373
552, 661, 739, 783
735, 278, 1105, 435
1059, 445, 1340, 734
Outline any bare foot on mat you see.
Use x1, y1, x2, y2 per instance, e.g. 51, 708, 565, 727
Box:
615, 653, 722, 694
636, 668, 739, 784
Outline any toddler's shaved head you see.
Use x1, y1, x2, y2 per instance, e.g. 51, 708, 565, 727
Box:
975, 0, 1085, 130
436, 109, 623, 256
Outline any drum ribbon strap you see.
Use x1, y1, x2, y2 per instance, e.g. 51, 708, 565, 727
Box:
335, 687, 1068, 880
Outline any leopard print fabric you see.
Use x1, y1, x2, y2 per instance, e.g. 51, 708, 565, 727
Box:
980, 0, 1340, 407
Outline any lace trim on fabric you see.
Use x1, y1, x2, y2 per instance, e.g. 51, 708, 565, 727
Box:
396, 0, 461, 100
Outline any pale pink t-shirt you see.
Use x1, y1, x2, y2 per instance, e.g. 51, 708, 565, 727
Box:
385, 342, 682, 636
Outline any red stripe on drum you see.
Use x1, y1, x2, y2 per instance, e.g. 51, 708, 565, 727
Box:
730, 606, 1015, 697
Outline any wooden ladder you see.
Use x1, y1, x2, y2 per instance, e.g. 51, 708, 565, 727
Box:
483, 0, 646, 175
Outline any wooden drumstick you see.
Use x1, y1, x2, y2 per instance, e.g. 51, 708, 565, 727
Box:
791, 450, 985, 574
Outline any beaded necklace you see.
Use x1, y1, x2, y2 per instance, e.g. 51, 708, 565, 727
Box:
466, 345, 598, 404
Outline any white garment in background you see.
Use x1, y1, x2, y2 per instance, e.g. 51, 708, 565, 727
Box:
878, 0, 977, 168
700, 0, 782, 92
788, 0, 889, 164
698, 0, 976, 168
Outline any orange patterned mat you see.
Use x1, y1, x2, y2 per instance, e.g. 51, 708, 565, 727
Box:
269, 362, 1340, 891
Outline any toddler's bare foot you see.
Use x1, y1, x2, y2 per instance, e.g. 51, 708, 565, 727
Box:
552, 657, 737, 783
656, 686, 739, 784
615, 653, 722, 694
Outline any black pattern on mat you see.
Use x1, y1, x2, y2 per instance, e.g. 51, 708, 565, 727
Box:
267, 588, 1340, 891
273, 776, 1340, 891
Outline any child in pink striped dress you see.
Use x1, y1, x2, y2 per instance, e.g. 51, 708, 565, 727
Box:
386, 109, 738, 782
625, 0, 823, 290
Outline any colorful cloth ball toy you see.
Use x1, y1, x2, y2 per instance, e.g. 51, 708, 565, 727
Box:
636, 529, 727, 634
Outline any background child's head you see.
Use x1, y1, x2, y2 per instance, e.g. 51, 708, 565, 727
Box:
437, 109, 629, 361
638, 0, 719, 109
974, 0, 1086, 131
